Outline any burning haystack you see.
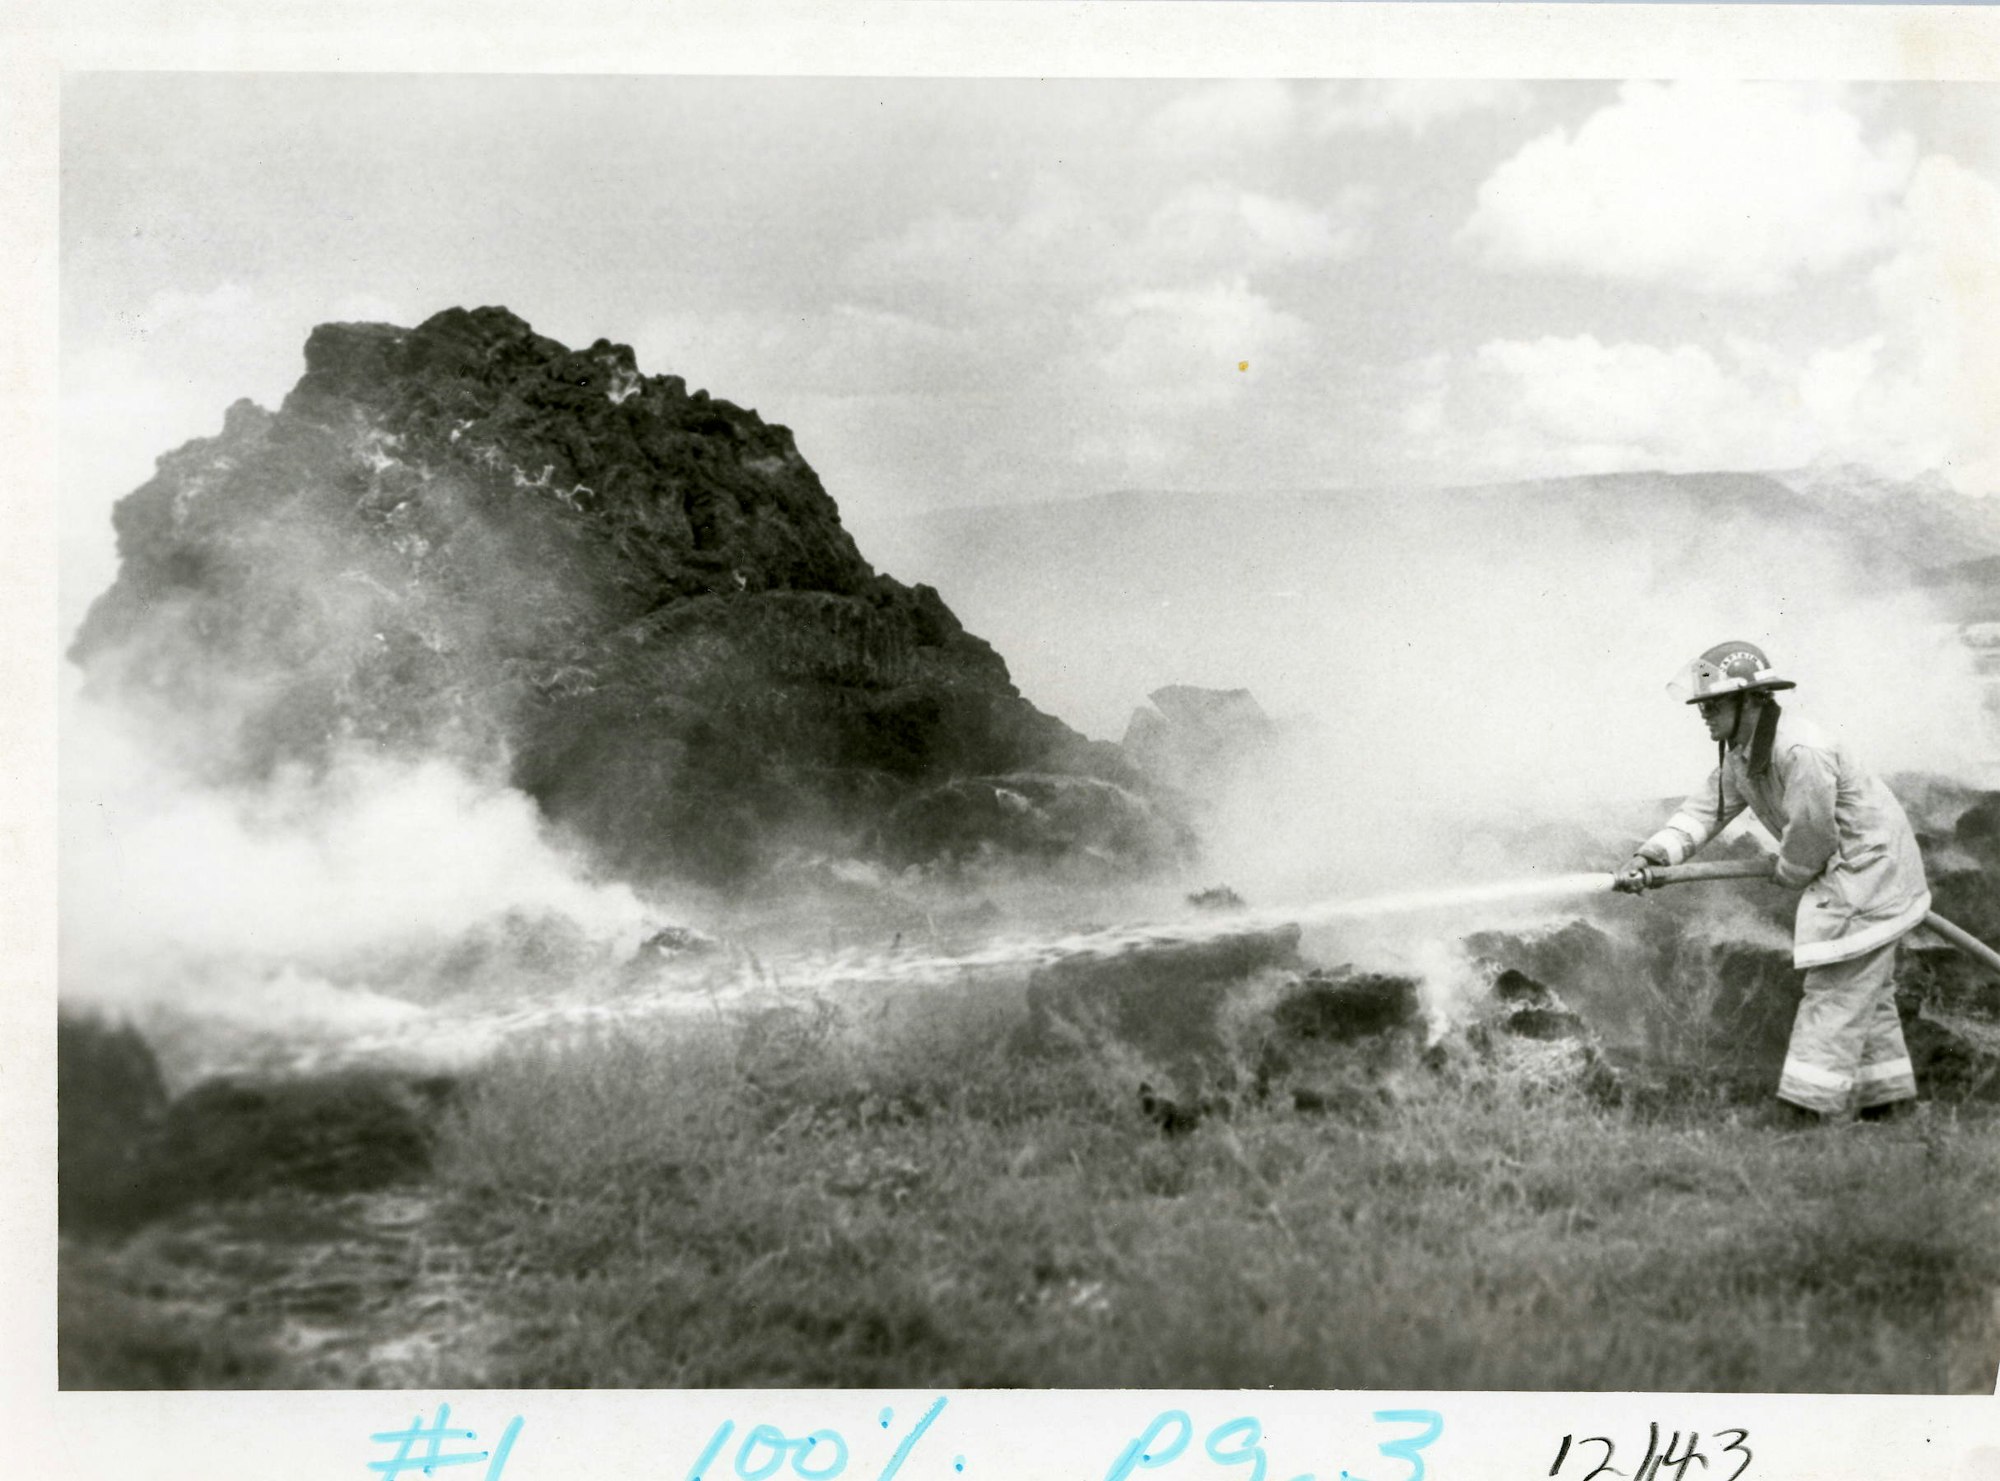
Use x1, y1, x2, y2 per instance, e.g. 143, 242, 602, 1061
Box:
71, 307, 1190, 888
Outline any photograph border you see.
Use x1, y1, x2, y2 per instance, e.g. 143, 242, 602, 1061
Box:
10, 4, 2000, 1477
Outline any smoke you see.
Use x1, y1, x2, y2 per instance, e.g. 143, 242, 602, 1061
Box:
59, 681, 661, 1034
866, 478, 1997, 905
51, 343, 728, 1068
59, 341, 1993, 1079
1403, 937, 1496, 1046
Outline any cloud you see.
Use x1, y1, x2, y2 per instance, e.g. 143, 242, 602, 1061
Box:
1311, 80, 1532, 137
118, 281, 261, 342
1146, 81, 1298, 159
854, 174, 1365, 311
1460, 82, 1916, 295
635, 301, 978, 406
636, 150, 1369, 519
764, 166, 1369, 499
1414, 333, 1803, 480
1868, 154, 2000, 491
852, 175, 1114, 308
1479, 336, 1784, 467
637, 276, 1325, 520
1091, 277, 1311, 409
1144, 80, 1532, 155
1406, 154, 2000, 495
1142, 183, 1369, 274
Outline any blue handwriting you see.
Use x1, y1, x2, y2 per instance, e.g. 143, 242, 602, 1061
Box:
369, 1404, 523, 1480
687, 1396, 950, 1481
1105, 1406, 1445, 1481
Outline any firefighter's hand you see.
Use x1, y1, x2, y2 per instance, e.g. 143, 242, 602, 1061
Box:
1611, 856, 1652, 894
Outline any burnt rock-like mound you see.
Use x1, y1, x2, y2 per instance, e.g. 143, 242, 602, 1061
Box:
154, 1071, 452, 1202
1271, 970, 1422, 1044
1024, 916, 1625, 1132
72, 307, 1187, 886
1927, 789, 2000, 943
59, 1011, 172, 1231
59, 1009, 454, 1232
1023, 924, 1304, 1072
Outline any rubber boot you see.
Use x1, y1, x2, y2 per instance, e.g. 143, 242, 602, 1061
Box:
1858, 1098, 1918, 1124
1751, 1098, 1825, 1130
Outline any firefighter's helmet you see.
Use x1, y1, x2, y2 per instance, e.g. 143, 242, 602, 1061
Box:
1666, 641, 1796, 705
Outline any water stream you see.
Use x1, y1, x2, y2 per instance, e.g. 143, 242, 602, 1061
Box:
129, 872, 1623, 1079
763, 872, 1618, 989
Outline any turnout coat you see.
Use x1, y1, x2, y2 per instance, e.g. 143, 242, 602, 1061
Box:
1639, 710, 1931, 969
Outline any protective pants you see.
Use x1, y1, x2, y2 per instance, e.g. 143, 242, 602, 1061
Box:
1777, 941, 1917, 1116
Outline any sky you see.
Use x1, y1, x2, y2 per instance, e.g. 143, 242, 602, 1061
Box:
59, 75, 2000, 643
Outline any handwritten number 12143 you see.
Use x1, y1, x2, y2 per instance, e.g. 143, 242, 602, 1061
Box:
1551, 1425, 1751, 1481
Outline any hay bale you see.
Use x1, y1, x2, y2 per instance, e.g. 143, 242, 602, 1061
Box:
59, 1010, 171, 1232
156, 1072, 453, 1202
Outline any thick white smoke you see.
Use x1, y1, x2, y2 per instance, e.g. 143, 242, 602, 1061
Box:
60, 680, 661, 1035
862, 480, 1995, 906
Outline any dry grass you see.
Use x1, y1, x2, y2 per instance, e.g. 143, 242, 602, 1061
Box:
423, 980, 2000, 1392
57, 952, 2000, 1391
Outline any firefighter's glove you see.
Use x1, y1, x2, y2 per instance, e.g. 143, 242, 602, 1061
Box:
1611, 856, 1652, 894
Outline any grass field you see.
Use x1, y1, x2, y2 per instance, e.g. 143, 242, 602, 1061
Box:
61, 967, 2000, 1392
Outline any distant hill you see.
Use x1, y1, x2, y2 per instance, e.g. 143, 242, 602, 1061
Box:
858, 469, 2000, 767
1463, 465, 2000, 573
1769, 463, 2000, 571
1917, 554, 2000, 624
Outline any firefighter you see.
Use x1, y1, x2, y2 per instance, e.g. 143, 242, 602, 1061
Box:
1612, 641, 1932, 1123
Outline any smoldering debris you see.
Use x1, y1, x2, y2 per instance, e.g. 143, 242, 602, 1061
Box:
1022, 923, 1305, 1073
58, 1013, 173, 1232
58, 1008, 454, 1235
67, 307, 1192, 898
58, 307, 1215, 1093
58, 305, 2000, 1154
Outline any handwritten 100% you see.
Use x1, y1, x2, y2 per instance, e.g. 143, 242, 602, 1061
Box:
686, 1400, 1446, 1481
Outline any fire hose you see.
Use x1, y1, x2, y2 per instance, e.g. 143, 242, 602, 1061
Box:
1636, 859, 2000, 979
